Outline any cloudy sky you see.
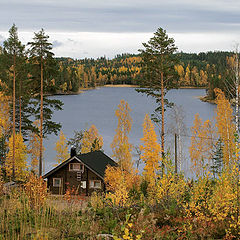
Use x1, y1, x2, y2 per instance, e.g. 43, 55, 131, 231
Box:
1, 0, 240, 58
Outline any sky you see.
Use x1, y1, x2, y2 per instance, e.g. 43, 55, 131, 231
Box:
1, 0, 240, 59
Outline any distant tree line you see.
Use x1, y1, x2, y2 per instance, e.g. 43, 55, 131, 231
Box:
54, 51, 235, 100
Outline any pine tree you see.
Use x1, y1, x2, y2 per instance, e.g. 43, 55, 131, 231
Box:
28, 29, 63, 176
137, 27, 179, 160
0, 90, 11, 173
28, 120, 43, 174
67, 130, 84, 154
3, 24, 25, 179
211, 138, 223, 179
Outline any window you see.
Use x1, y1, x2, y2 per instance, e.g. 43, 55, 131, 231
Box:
89, 180, 101, 189
53, 178, 62, 187
81, 181, 86, 189
69, 163, 84, 172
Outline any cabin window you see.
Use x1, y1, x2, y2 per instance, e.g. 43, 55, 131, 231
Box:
53, 178, 62, 187
89, 180, 101, 189
81, 181, 86, 189
69, 163, 84, 172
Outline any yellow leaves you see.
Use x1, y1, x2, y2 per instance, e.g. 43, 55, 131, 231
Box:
81, 125, 103, 154
60, 82, 67, 92
111, 100, 133, 171
105, 178, 129, 207
89, 191, 104, 210
190, 113, 216, 177
214, 88, 235, 169
105, 165, 139, 194
0, 91, 11, 137
5, 133, 28, 181
24, 173, 47, 209
55, 130, 69, 165
140, 114, 161, 187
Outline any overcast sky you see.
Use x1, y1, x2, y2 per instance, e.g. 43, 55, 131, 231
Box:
1, 0, 240, 58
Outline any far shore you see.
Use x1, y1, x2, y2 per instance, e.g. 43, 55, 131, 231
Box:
104, 84, 139, 88
47, 84, 208, 98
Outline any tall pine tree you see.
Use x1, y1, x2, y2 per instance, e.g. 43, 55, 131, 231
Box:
137, 27, 179, 160
28, 29, 63, 176
2, 24, 25, 178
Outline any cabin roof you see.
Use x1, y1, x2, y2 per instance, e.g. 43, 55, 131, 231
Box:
43, 150, 117, 179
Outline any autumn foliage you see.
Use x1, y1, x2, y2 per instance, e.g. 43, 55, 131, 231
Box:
55, 130, 69, 165
5, 133, 28, 181
24, 173, 47, 209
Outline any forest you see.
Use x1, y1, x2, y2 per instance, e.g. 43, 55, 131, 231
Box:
0, 25, 239, 239
54, 51, 236, 101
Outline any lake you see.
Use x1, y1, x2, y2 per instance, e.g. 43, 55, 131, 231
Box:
44, 87, 216, 178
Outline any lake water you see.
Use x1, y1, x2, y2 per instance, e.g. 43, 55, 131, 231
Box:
44, 87, 216, 178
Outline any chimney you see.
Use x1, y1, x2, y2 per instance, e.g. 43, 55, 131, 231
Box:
70, 146, 77, 158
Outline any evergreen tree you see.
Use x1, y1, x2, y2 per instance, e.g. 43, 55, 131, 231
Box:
136, 27, 179, 159
211, 138, 223, 179
67, 130, 84, 154
28, 29, 63, 176
2, 24, 25, 178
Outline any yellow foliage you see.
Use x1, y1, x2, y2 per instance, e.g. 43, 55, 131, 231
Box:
24, 173, 47, 209
81, 125, 103, 154
111, 100, 133, 172
184, 65, 191, 85
140, 114, 161, 187
214, 88, 235, 170
156, 172, 186, 205
90, 191, 104, 210
5, 133, 28, 181
190, 114, 216, 177
105, 165, 139, 191
200, 70, 208, 86
0, 91, 11, 137
55, 130, 69, 165
60, 82, 67, 92
105, 173, 129, 207
184, 170, 240, 237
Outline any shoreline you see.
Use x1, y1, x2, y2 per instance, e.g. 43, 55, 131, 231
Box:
103, 84, 139, 88
198, 96, 216, 104
47, 84, 208, 98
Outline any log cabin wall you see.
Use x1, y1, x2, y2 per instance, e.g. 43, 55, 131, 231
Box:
47, 158, 104, 195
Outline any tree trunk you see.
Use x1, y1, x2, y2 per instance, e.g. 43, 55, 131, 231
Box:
235, 53, 239, 133
19, 79, 22, 134
161, 71, 165, 175
12, 54, 16, 179
39, 56, 43, 177
161, 71, 165, 155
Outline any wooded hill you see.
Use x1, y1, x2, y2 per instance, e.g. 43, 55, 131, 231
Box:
54, 51, 235, 100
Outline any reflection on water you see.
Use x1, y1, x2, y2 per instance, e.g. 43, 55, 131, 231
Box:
44, 87, 216, 178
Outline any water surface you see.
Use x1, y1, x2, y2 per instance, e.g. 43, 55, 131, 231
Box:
44, 87, 216, 177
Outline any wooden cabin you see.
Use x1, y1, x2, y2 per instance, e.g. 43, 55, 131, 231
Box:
43, 150, 117, 195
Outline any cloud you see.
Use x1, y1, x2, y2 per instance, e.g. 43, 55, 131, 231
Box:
52, 40, 63, 48
1, 0, 240, 57
0, 34, 6, 46
1, 0, 240, 34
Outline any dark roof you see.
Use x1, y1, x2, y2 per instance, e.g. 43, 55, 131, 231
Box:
77, 150, 117, 178
43, 150, 117, 179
